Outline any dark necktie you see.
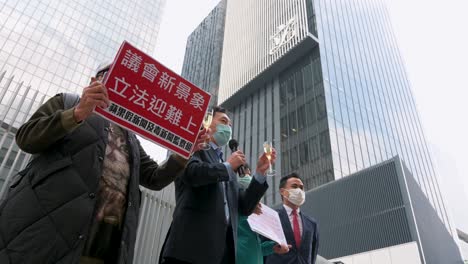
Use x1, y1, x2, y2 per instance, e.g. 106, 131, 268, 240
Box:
216, 148, 223, 161
292, 209, 301, 248
215, 148, 229, 223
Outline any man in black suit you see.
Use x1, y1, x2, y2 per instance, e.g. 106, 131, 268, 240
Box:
161, 106, 276, 264
265, 173, 319, 264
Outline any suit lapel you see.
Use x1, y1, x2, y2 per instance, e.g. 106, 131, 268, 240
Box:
205, 147, 220, 163
299, 213, 310, 252
206, 147, 234, 225
278, 207, 297, 249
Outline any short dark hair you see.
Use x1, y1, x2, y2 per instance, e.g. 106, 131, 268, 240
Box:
213, 106, 226, 117
244, 163, 250, 170
279, 172, 302, 189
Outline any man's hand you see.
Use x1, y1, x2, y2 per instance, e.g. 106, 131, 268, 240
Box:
191, 128, 211, 153
273, 244, 291, 254
74, 77, 110, 122
255, 148, 277, 175
253, 203, 262, 215
227, 150, 246, 171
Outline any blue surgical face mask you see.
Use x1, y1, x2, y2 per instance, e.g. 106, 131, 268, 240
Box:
238, 175, 252, 189
213, 124, 232, 147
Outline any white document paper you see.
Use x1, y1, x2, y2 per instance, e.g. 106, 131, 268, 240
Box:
247, 203, 287, 245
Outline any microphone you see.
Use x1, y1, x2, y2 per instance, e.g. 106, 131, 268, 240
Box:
228, 139, 245, 176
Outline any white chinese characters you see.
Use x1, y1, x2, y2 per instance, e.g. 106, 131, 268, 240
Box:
175, 82, 191, 102
181, 116, 198, 135
164, 105, 183, 126
158, 72, 176, 93
129, 85, 149, 108
190, 93, 205, 110
107, 46, 210, 141
110, 77, 131, 98
121, 49, 142, 72
148, 95, 167, 118
142, 63, 159, 83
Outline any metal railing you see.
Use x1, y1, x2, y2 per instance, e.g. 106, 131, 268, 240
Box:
0, 71, 46, 198
134, 185, 175, 263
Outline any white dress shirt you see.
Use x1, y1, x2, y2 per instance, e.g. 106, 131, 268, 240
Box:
283, 204, 303, 235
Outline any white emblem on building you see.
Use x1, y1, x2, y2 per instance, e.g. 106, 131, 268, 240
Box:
269, 17, 297, 55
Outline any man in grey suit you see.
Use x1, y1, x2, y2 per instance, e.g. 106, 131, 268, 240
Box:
161, 106, 276, 264
265, 173, 319, 264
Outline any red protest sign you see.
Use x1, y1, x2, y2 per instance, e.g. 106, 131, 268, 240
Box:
95, 41, 211, 158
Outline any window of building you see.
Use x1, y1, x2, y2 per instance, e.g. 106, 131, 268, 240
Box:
290, 146, 298, 170
289, 110, 298, 134
287, 77, 295, 101
317, 94, 327, 120
281, 116, 288, 138
309, 136, 320, 161
282, 150, 289, 172
300, 141, 309, 165
320, 130, 331, 155
297, 105, 306, 129
296, 70, 304, 96
306, 98, 316, 126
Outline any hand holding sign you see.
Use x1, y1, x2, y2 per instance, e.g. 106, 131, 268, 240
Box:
74, 78, 110, 122
95, 41, 212, 158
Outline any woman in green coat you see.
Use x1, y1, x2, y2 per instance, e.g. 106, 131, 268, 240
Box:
236, 167, 290, 264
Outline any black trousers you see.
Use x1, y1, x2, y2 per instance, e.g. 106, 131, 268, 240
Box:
161, 258, 192, 264
220, 224, 235, 264
161, 225, 235, 264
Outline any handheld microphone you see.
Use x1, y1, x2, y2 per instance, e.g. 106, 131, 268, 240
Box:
228, 139, 245, 176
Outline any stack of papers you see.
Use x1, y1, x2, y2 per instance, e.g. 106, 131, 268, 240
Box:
247, 203, 287, 245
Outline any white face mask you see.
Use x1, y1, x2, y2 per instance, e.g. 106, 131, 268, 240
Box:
285, 188, 306, 206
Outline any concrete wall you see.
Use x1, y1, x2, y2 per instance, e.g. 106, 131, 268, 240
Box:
330, 242, 422, 264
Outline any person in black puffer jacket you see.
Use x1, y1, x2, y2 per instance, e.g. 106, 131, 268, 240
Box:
0, 64, 208, 264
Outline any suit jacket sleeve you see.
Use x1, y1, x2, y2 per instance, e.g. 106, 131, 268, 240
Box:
312, 222, 319, 264
138, 141, 187, 190
181, 150, 231, 187
238, 175, 268, 216
261, 240, 276, 256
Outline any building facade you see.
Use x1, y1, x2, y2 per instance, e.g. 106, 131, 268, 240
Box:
0, 0, 166, 128
457, 229, 468, 262
0, 0, 166, 185
300, 157, 463, 264
180, 0, 226, 108
211, 0, 455, 236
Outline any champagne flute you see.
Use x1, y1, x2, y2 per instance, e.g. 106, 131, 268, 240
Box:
263, 141, 276, 176
198, 109, 213, 150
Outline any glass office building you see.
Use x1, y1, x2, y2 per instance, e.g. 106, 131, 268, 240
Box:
0, 0, 167, 201
0, 0, 166, 129
181, 0, 226, 108
215, 0, 454, 235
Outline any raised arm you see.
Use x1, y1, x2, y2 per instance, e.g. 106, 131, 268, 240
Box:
238, 150, 276, 215
17, 79, 110, 154
16, 94, 80, 154
138, 142, 189, 190
180, 151, 232, 187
